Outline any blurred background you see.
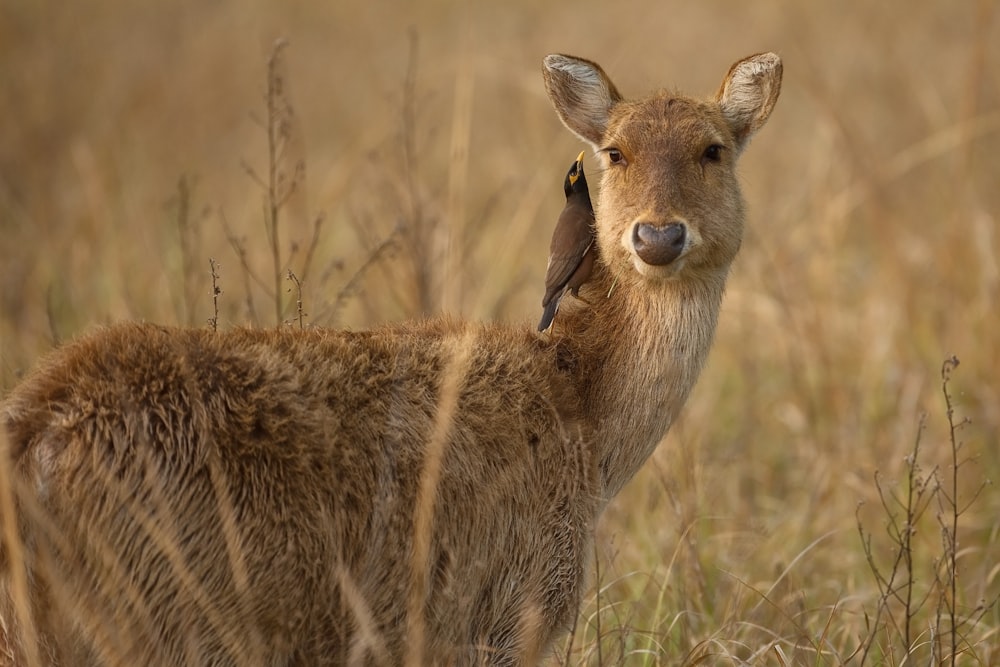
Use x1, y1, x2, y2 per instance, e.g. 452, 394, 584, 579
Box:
1, 0, 998, 661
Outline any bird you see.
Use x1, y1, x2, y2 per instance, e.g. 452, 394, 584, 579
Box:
538, 151, 596, 332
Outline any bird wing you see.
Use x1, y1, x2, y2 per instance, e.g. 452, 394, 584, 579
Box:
542, 201, 595, 306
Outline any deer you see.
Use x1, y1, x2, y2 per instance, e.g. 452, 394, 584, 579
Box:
0, 51, 781, 666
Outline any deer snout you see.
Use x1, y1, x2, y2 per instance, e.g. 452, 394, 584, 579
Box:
631, 221, 687, 266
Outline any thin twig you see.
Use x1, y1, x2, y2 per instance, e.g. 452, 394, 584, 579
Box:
939, 355, 961, 666
286, 270, 305, 330
208, 258, 221, 332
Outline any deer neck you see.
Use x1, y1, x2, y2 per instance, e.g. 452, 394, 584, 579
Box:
555, 261, 728, 500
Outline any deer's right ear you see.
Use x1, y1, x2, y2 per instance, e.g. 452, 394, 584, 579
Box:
543, 54, 623, 148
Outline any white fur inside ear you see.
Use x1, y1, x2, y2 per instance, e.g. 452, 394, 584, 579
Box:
734, 52, 781, 79
544, 55, 604, 89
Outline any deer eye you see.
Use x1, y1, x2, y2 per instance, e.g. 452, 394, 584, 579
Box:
701, 144, 724, 164
606, 148, 627, 166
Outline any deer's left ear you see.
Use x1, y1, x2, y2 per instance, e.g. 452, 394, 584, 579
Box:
716, 53, 782, 152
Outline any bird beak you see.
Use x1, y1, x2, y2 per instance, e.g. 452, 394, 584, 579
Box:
568, 151, 586, 186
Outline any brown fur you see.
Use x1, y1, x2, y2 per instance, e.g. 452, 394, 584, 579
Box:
0, 52, 781, 665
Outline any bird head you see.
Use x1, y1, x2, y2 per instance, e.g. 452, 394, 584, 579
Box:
563, 151, 588, 200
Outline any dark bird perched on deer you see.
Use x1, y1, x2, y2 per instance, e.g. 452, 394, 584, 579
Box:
538, 151, 596, 332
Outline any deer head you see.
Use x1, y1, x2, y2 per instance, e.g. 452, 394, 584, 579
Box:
543, 53, 782, 289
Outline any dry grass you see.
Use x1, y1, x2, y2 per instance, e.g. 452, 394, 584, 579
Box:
1, 0, 999, 664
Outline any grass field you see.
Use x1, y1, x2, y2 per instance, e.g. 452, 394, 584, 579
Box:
1, 0, 999, 663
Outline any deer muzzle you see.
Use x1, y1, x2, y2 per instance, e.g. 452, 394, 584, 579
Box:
631, 221, 687, 266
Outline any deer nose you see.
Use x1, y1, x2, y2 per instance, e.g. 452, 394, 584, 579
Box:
632, 221, 687, 266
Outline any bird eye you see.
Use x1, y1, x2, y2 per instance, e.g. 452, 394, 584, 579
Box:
702, 144, 723, 163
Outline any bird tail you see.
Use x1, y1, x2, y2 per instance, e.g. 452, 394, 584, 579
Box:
537, 297, 561, 332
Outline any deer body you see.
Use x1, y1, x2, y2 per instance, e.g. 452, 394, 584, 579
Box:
0, 52, 781, 665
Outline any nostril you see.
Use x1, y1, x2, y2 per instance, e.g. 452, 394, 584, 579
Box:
632, 222, 687, 266
664, 223, 686, 251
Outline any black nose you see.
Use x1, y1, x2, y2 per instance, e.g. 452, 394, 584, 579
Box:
632, 222, 687, 266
